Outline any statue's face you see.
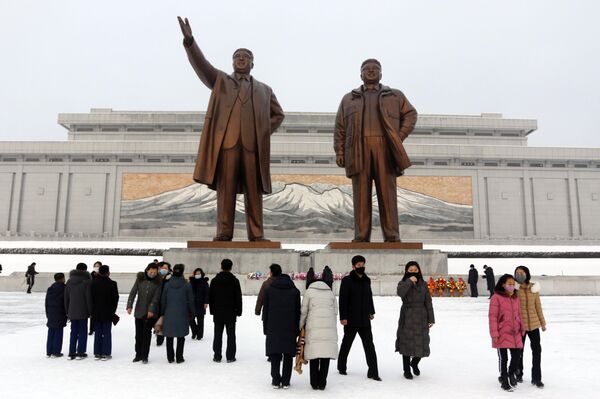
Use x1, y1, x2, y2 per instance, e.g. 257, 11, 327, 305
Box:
361, 62, 382, 85
232, 50, 254, 74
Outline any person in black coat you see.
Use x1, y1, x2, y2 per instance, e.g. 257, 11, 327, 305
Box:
337, 255, 381, 381
483, 265, 496, 299
25, 262, 38, 293
90, 265, 119, 360
45, 273, 67, 357
468, 264, 479, 298
209, 258, 242, 362
263, 266, 301, 389
189, 267, 209, 340
156, 261, 172, 346
89, 261, 103, 335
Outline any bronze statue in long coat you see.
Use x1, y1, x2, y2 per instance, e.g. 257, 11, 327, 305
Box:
178, 17, 284, 241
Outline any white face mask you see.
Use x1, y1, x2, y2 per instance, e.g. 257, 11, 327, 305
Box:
94, 267, 100, 272
194, 275, 202, 279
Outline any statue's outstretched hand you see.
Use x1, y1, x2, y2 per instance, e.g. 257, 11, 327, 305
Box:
177, 16, 193, 40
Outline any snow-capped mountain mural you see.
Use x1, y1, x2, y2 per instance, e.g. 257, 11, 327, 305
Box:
119, 180, 473, 241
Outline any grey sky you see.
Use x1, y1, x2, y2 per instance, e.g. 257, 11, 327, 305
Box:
1, 0, 599, 148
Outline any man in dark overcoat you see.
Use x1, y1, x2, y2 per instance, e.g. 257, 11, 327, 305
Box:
209, 258, 243, 362
90, 265, 119, 360
334, 59, 417, 242
263, 267, 301, 388
337, 255, 381, 381
468, 264, 479, 297
178, 17, 285, 241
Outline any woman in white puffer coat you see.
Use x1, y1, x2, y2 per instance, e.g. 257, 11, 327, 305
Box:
299, 267, 338, 391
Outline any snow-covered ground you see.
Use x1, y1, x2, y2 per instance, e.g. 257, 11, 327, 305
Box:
2, 241, 600, 276
0, 293, 598, 398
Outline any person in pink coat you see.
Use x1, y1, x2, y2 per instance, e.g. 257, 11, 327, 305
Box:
488, 274, 525, 392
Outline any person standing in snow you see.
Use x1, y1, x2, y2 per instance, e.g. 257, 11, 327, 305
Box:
483, 265, 496, 299
395, 261, 435, 380
300, 266, 338, 390
156, 261, 173, 346
45, 273, 67, 358
263, 264, 301, 389
64, 263, 92, 360
127, 262, 162, 363
90, 265, 119, 360
467, 264, 479, 297
488, 274, 525, 392
514, 265, 546, 388
25, 262, 38, 293
160, 263, 195, 363
255, 264, 279, 334
189, 267, 209, 340
209, 258, 243, 363
337, 255, 381, 381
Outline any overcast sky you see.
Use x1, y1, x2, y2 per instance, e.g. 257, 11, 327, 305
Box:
1, 0, 599, 147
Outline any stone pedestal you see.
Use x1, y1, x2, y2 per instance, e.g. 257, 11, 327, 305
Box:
163, 247, 299, 275
312, 247, 447, 276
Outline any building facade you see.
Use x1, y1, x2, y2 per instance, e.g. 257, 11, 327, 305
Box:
1, 108, 599, 243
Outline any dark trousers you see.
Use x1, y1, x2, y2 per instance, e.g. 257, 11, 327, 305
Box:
337, 325, 379, 377
517, 329, 542, 382
46, 327, 64, 355
402, 355, 421, 372
215, 145, 264, 240
156, 334, 164, 346
351, 137, 399, 242
89, 317, 95, 335
309, 358, 330, 389
469, 283, 478, 297
69, 319, 88, 355
26, 276, 35, 293
498, 348, 520, 377
166, 337, 185, 362
213, 321, 236, 360
269, 353, 294, 386
135, 317, 157, 360
94, 321, 112, 356
189, 315, 205, 339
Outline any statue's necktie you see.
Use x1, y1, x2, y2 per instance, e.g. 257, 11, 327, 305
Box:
238, 77, 250, 103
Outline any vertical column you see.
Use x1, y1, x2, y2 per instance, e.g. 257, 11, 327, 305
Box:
470, 171, 481, 240
567, 171, 581, 237
522, 170, 535, 238
103, 165, 118, 237
55, 165, 71, 233
9, 166, 24, 233
477, 171, 489, 239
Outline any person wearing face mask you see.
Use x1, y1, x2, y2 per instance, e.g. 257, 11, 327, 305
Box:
337, 255, 381, 381
156, 262, 172, 346
189, 268, 210, 340
514, 265, 546, 388
89, 261, 102, 335
395, 261, 435, 380
489, 274, 525, 392
126, 263, 162, 363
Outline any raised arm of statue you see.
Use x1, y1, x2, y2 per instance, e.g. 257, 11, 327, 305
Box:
177, 16, 218, 89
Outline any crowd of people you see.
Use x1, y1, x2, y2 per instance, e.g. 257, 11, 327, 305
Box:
41, 256, 546, 392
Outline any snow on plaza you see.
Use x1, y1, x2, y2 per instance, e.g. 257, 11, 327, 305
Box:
1, 293, 599, 398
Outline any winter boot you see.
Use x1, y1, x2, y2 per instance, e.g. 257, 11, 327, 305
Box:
403, 356, 413, 379
509, 372, 518, 387
500, 376, 513, 392
532, 380, 544, 388
410, 358, 421, 376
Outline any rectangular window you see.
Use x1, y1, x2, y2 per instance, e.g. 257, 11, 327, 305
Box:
507, 162, 521, 167
314, 159, 330, 164
72, 158, 87, 162
461, 162, 476, 166
291, 159, 306, 164
170, 159, 186, 163
484, 162, 499, 167
146, 158, 162, 163
118, 158, 133, 163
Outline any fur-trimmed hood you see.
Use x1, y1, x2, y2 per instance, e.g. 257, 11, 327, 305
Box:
136, 271, 161, 284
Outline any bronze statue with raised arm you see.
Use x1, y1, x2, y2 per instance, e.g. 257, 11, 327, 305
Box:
334, 59, 417, 242
177, 17, 285, 241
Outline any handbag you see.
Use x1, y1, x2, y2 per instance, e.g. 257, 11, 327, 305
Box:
112, 314, 120, 326
154, 315, 165, 336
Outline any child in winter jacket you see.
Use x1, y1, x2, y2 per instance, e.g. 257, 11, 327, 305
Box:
488, 274, 525, 392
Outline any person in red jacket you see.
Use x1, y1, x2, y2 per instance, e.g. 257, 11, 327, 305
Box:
488, 274, 525, 392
